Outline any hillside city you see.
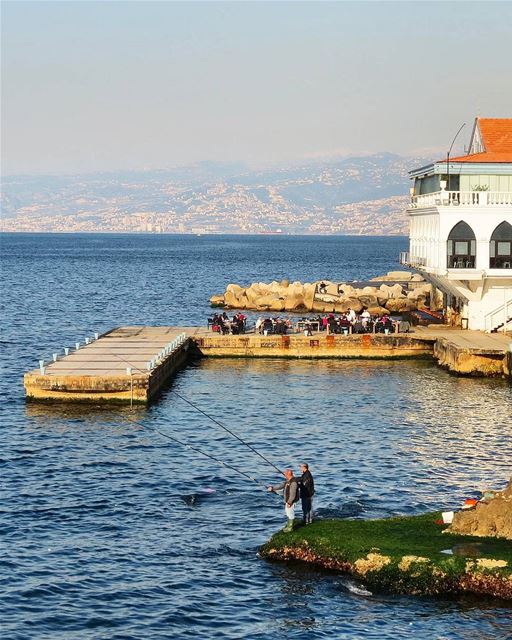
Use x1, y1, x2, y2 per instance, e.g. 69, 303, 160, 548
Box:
1, 153, 425, 235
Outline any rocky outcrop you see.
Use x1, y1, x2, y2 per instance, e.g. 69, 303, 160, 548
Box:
210, 272, 431, 314
446, 479, 512, 540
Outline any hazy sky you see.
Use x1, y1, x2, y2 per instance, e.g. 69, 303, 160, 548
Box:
2, 1, 512, 175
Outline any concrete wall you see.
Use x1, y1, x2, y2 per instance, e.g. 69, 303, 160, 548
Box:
193, 333, 434, 359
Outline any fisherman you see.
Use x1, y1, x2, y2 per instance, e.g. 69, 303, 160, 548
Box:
298, 462, 315, 524
268, 469, 299, 532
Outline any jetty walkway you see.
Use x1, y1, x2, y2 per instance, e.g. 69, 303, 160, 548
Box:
24, 326, 511, 404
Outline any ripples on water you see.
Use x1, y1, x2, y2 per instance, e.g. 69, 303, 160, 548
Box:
1, 234, 511, 639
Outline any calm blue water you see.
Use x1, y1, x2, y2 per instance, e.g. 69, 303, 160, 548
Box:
1, 233, 511, 639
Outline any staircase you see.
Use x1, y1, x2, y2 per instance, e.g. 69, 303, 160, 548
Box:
485, 299, 512, 333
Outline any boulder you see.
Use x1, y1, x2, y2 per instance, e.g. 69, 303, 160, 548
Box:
368, 305, 389, 315
224, 289, 242, 308
380, 283, 405, 298
385, 298, 415, 313
284, 294, 306, 311
357, 294, 379, 308
446, 478, 512, 540
268, 298, 286, 312
411, 273, 425, 282
209, 295, 225, 307
303, 284, 317, 310
386, 271, 413, 281
280, 279, 290, 288
245, 285, 262, 305
334, 298, 363, 313
226, 283, 245, 296
325, 282, 339, 296
361, 286, 379, 296
337, 284, 358, 298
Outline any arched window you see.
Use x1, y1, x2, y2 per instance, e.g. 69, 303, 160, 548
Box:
447, 221, 476, 268
490, 221, 512, 269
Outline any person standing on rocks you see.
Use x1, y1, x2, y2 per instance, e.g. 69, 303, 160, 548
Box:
298, 463, 315, 524
268, 469, 299, 532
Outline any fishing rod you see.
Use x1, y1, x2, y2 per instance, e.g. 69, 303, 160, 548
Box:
118, 411, 271, 491
97, 346, 285, 477
171, 391, 284, 477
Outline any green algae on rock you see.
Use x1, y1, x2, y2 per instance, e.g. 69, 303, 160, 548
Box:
260, 513, 512, 600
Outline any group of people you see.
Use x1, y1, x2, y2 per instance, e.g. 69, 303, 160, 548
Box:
268, 463, 315, 532
255, 317, 293, 335
303, 309, 396, 335
210, 312, 247, 335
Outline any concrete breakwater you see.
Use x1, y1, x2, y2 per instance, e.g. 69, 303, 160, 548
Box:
209, 271, 433, 315
23, 326, 511, 403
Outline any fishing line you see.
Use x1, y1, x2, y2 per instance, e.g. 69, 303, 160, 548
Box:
118, 411, 270, 491
97, 346, 285, 477
171, 391, 284, 476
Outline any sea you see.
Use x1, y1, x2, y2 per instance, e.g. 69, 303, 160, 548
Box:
1, 233, 511, 640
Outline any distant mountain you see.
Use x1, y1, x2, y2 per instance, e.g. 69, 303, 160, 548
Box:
1, 153, 428, 234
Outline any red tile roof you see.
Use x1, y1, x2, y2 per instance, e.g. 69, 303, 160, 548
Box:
447, 118, 512, 163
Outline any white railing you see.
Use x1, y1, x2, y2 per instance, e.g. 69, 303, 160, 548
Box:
399, 251, 427, 268
484, 298, 512, 333
410, 191, 512, 208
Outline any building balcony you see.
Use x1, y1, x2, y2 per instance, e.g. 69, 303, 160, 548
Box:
409, 191, 512, 209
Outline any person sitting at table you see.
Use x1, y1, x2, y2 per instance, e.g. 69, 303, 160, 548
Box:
360, 308, 371, 328
262, 318, 273, 335
339, 315, 352, 334
347, 307, 357, 324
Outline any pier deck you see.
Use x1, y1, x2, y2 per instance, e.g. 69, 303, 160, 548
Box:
24, 325, 511, 404
24, 327, 192, 403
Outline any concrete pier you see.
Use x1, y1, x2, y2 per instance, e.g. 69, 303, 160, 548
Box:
24, 327, 191, 404
24, 325, 511, 404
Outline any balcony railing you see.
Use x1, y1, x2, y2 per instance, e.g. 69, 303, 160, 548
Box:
399, 252, 426, 268
410, 191, 512, 208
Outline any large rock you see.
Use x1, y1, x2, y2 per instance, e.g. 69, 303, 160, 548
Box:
446, 478, 512, 540
380, 283, 404, 298
303, 283, 317, 310
357, 294, 379, 308
210, 294, 225, 306
387, 271, 413, 281
333, 298, 363, 313
284, 293, 305, 311
385, 298, 415, 313
368, 305, 389, 315
245, 285, 262, 304
361, 286, 379, 296
225, 289, 242, 307
226, 283, 245, 296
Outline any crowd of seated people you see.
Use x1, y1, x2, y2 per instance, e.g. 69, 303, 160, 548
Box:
210, 312, 247, 335
311, 308, 400, 334
208, 308, 409, 336
255, 316, 293, 335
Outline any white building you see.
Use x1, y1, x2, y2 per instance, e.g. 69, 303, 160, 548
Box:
401, 117, 512, 332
